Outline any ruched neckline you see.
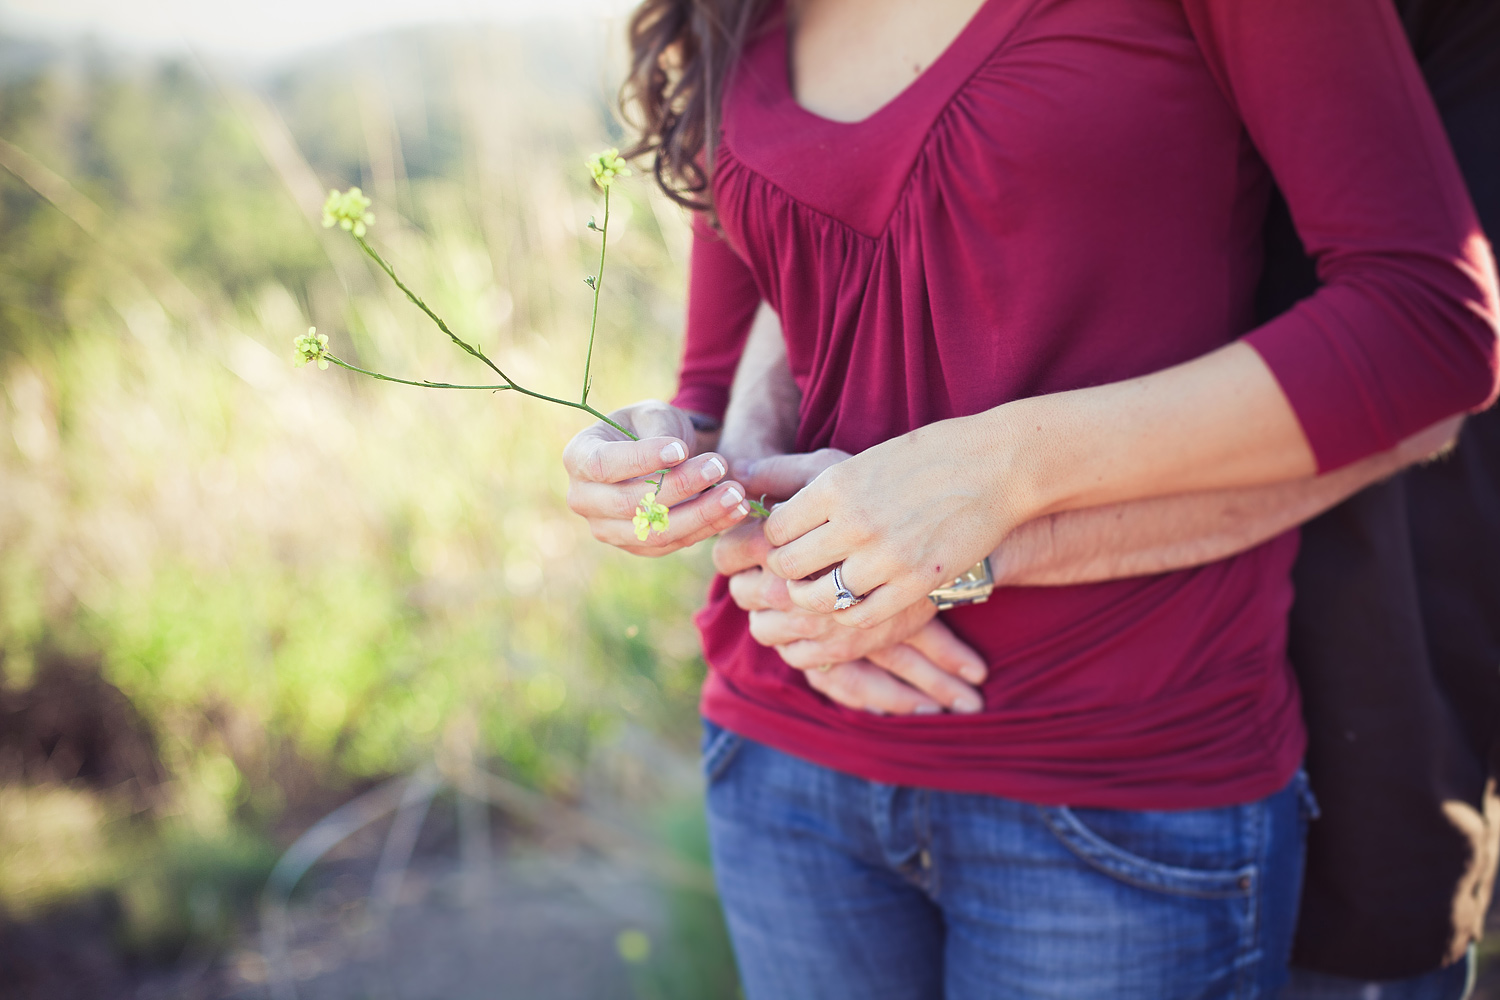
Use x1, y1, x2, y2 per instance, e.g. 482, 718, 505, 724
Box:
724, 0, 1040, 238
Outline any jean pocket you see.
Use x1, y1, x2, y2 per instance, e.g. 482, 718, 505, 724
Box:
700, 718, 745, 785
1038, 803, 1258, 900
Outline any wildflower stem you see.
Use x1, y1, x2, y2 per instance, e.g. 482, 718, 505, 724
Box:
346, 234, 637, 440
353, 234, 514, 386
323, 356, 513, 391
324, 356, 635, 439
581, 187, 609, 405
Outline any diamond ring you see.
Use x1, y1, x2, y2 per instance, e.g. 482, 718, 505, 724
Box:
831, 564, 863, 611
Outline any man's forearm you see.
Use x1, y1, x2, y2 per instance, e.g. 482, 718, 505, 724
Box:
718, 302, 801, 473
993, 416, 1462, 587
700, 307, 1463, 589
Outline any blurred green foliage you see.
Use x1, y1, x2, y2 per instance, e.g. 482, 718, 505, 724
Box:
0, 24, 733, 987
626, 800, 743, 1000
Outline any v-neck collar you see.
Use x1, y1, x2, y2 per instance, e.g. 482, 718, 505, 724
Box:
777, 0, 1013, 129
722, 0, 1039, 238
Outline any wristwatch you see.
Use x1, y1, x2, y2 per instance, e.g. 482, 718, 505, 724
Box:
928, 557, 995, 611
686, 411, 722, 434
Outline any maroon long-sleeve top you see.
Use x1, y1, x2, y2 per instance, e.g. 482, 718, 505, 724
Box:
674, 0, 1499, 808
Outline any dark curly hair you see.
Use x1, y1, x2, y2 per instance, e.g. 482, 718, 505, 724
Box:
620, 0, 773, 210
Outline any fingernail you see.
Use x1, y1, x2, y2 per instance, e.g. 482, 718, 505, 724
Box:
721, 486, 744, 508
735, 504, 749, 516
912, 704, 941, 715
661, 441, 686, 464
960, 665, 987, 685
953, 693, 982, 714
703, 456, 726, 483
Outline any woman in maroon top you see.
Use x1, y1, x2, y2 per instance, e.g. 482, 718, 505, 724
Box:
561, 0, 1500, 995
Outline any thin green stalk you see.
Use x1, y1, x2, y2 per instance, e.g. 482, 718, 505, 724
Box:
346, 233, 636, 439
353, 235, 514, 386
313, 169, 715, 542
581, 187, 609, 405
326, 354, 635, 439
325, 356, 513, 391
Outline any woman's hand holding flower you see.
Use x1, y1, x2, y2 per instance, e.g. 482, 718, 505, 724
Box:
563, 400, 750, 556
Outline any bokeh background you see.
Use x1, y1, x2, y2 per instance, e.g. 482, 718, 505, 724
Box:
0, 2, 739, 997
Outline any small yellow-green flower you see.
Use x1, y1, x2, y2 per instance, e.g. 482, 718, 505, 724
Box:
632, 491, 670, 541
322, 187, 375, 237
294, 327, 330, 370
587, 148, 631, 190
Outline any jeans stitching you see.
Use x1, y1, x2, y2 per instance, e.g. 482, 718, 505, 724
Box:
1037, 804, 1257, 900
920, 791, 939, 900
701, 723, 744, 784
1234, 795, 1265, 1000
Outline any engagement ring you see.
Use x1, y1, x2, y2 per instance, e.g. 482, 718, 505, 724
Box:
831, 564, 863, 611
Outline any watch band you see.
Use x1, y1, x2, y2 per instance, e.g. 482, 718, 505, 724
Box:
686, 411, 722, 434
928, 557, 995, 611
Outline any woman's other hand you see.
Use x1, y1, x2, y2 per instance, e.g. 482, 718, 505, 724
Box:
563, 400, 750, 556
763, 417, 1010, 628
714, 519, 988, 715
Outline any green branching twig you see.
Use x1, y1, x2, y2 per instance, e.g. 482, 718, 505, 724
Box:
582, 189, 609, 405
352, 234, 513, 385
323, 356, 512, 392
300, 152, 764, 541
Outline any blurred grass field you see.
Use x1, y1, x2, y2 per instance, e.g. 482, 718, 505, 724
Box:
0, 21, 737, 997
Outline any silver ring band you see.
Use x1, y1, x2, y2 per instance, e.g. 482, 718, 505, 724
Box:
831, 563, 863, 611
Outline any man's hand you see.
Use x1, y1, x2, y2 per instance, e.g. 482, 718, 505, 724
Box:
737, 448, 854, 501
713, 518, 988, 715
563, 400, 750, 556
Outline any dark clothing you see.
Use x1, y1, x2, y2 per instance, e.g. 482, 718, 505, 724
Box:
1259, 0, 1500, 977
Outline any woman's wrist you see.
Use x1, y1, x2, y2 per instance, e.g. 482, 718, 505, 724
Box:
962, 402, 1054, 550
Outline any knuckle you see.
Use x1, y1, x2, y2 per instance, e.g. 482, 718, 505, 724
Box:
643, 528, 676, 550
583, 448, 609, 483
763, 518, 790, 549
824, 636, 858, 662
711, 539, 738, 575
777, 645, 813, 669
786, 588, 819, 614
618, 491, 646, 519
795, 618, 825, 641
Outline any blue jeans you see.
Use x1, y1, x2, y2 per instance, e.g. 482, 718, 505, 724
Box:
1282, 948, 1475, 1000
702, 720, 1313, 1000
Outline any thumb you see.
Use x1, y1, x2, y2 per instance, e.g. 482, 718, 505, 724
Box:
745, 449, 850, 502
